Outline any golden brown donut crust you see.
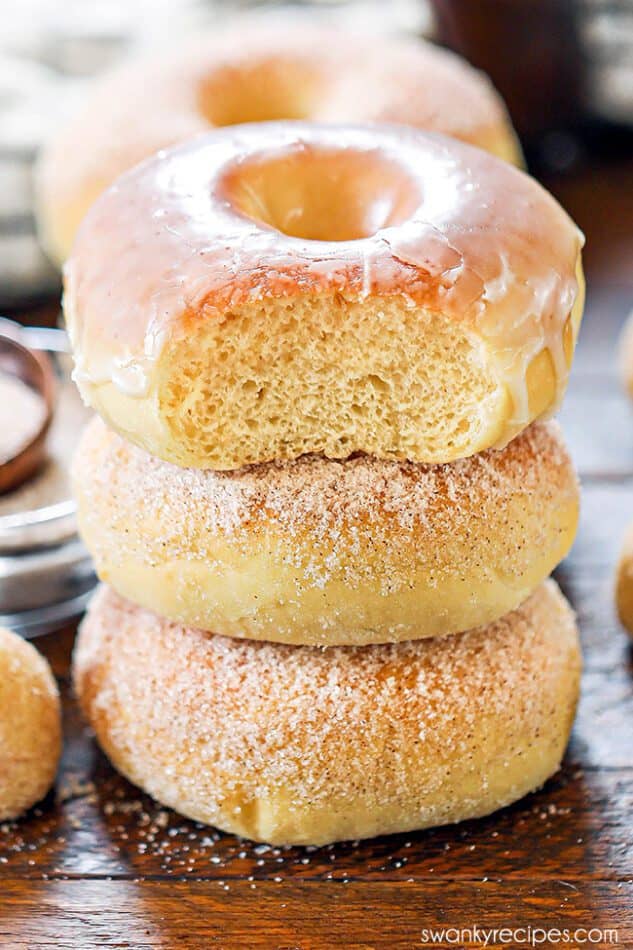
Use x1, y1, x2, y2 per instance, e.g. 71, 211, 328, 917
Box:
73, 417, 579, 645
0, 628, 62, 820
74, 582, 581, 846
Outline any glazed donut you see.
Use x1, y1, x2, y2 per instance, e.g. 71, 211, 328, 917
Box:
615, 522, 633, 638
0, 628, 61, 819
64, 122, 584, 470
36, 20, 521, 265
73, 417, 579, 646
74, 581, 581, 846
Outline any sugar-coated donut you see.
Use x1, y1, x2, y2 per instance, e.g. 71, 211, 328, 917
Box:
36, 21, 521, 264
64, 122, 584, 471
74, 581, 581, 846
0, 628, 61, 819
73, 417, 579, 646
615, 522, 633, 639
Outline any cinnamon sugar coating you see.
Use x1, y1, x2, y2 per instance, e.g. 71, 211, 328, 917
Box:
0, 628, 61, 819
73, 417, 579, 645
74, 581, 581, 846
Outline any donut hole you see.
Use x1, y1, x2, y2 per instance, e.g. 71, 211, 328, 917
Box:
198, 60, 320, 126
220, 147, 422, 242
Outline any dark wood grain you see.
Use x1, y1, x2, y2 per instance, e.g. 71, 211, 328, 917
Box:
1, 157, 633, 947
1, 881, 631, 950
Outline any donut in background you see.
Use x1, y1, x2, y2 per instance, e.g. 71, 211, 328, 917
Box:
36, 21, 521, 264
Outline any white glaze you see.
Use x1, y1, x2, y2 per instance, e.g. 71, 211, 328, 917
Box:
64, 122, 584, 443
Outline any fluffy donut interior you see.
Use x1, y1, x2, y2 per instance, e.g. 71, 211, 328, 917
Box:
160, 295, 539, 469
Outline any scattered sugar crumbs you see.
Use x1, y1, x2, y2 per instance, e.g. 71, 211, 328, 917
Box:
0, 763, 581, 881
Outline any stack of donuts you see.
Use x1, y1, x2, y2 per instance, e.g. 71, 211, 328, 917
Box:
57, 35, 585, 848
66, 120, 585, 847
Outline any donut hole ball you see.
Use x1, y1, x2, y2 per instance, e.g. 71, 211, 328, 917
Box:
0, 628, 62, 820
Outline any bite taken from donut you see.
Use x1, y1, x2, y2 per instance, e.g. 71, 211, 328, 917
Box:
64, 123, 584, 471
73, 417, 579, 646
74, 581, 581, 847
36, 20, 521, 264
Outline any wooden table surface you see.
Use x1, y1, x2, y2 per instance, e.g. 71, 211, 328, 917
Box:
1, 158, 633, 949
